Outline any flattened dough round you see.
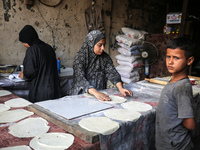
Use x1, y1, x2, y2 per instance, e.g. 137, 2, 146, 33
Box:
0, 145, 31, 150
121, 101, 152, 112
84, 91, 108, 98
100, 95, 127, 104
30, 132, 74, 150
0, 90, 11, 97
79, 117, 119, 135
9, 117, 50, 138
0, 109, 34, 123
83, 93, 94, 98
0, 104, 10, 113
104, 109, 141, 122
5, 98, 32, 108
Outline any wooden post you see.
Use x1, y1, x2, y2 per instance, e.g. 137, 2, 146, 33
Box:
179, 0, 188, 37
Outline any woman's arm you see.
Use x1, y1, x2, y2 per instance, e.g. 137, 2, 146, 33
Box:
116, 82, 133, 97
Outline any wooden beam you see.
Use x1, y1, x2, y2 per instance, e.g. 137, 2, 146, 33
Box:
179, 0, 188, 36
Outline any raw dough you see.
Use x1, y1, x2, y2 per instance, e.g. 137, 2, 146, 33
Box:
0, 104, 10, 113
83, 93, 94, 98
121, 101, 152, 112
79, 117, 119, 135
5, 98, 32, 108
0, 90, 11, 97
84, 91, 108, 98
29, 132, 74, 150
100, 95, 127, 104
0, 109, 34, 123
9, 117, 50, 138
0, 145, 31, 150
104, 109, 141, 122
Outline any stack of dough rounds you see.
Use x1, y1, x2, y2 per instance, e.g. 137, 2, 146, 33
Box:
121, 101, 152, 112
9, 117, 50, 138
29, 132, 74, 150
104, 109, 141, 122
5, 98, 32, 108
0, 104, 10, 113
0, 145, 31, 150
79, 117, 119, 135
0, 109, 34, 123
0, 90, 11, 97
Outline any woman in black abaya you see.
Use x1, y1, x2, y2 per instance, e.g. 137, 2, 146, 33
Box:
19, 25, 62, 103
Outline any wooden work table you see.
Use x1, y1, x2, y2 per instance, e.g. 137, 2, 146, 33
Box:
0, 87, 100, 149
0, 78, 200, 150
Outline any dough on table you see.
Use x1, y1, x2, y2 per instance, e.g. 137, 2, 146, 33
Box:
29, 132, 74, 150
0, 145, 31, 150
0, 109, 34, 123
83, 93, 94, 98
9, 117, 50, 138
121, 101, 152, 112
0, 104, 10, 113
79, 117, 119, 135
100, 95, 127, 104
5, 98, 32, 108
104, 109, 141, 122
84, 91, 108, 98
0, 90, 11, 97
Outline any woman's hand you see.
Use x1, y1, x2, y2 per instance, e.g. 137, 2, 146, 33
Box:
116, 82, 133, 97
119, 88, 133, 97
18, 71, 24, 79
88, 88, 111, 101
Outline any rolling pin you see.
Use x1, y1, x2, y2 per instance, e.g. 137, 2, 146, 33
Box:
188, 76, 200, 81
145, 78, 168, 85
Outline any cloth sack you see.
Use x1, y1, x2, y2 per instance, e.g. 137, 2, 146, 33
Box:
115, 34, 144, 47
116, 59, 142, 68
115, 54, 141, 63
117, 70, 140, 79
121, 27, 148, 40
117, 47, 141, 56
121, 76, 140, 84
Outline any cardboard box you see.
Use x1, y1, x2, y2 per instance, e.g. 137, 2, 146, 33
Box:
166, 12, 182, 24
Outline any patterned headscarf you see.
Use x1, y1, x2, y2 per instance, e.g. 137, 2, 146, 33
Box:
77, 30, 105, 69
19, 25, 44, 46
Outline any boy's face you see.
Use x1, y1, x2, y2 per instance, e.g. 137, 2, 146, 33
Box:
166, 48, 194, 75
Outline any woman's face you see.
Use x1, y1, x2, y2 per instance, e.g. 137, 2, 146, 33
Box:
23, 43, 30, 48
94, 38, 105, 55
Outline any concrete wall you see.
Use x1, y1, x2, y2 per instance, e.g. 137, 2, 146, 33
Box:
0, 0, 166, 67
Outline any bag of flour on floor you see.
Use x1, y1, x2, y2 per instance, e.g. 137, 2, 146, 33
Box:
115, 54, 141, 63
117, 70, 140, 79
115, 34, 144, 47
121, 27, 148, 40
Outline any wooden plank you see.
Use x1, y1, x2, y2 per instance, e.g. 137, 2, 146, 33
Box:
28, 104, 99, 144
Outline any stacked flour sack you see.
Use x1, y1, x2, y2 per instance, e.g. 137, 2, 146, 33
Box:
115, 27, 148, 83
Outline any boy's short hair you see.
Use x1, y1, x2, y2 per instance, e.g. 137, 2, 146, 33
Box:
167, 37, 196, 59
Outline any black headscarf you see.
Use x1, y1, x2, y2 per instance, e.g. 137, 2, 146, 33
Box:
19, 25, 44, 46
